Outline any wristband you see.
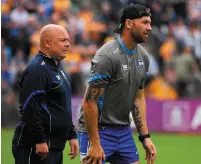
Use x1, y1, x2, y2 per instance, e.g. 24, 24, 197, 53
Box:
138, 133, 150, 142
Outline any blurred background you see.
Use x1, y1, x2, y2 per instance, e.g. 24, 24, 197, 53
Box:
1, 0, 201, 164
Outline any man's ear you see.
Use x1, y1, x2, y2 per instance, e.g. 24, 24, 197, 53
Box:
125, 19, 133, 30
44, 38, 51, 48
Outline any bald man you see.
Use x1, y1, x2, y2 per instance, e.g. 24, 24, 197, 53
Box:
12, 24, 79, 164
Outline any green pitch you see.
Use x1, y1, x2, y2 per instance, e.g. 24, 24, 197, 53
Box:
2, 129, 201, 164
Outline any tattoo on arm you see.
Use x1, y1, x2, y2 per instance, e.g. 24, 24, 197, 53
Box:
131, 104, 143, 134
85, 86, 104, 102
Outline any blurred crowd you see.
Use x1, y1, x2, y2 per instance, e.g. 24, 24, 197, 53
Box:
1, 0, 201, 126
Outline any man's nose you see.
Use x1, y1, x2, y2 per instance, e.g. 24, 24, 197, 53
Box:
65, 41, 70, 47
147, 24, 152, 31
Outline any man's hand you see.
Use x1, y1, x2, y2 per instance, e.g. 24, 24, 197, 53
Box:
142, 138, 156, 164
68, 139, 79, 160
82, 143, 105, 164
36, 142, 49, 160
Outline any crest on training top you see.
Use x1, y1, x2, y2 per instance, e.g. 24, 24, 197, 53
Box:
138, 60, 144, 70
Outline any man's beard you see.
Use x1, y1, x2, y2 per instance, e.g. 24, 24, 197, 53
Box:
130, 30, 144, 43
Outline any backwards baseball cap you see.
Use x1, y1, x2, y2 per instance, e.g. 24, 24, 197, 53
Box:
113, 3, 151, 33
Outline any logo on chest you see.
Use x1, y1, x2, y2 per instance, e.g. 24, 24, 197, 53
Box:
56, 75, 61, 80
137, 60, 144, 70
122, 65, 128, 70
41, 61, 45, 65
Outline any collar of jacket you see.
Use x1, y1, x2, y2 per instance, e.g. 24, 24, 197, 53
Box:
38, 51, 60, 68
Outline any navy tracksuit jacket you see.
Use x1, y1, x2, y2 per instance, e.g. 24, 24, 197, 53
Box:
12, 51, 77, 151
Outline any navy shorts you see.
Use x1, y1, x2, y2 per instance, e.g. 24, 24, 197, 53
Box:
78, 126, 139, 164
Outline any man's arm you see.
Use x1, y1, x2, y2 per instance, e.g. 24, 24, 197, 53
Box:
82, 85, 104, 146
21, 67, 50, 143
21, 66, 51, 159
82, 54, 113, 163
132, 51, 149, 135
132, 89, 157, 164
131, 89, 148, 135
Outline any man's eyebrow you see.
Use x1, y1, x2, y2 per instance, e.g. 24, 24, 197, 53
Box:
58, 37, 70, 41
58, 37, 67, 39
142, 19, 151, 23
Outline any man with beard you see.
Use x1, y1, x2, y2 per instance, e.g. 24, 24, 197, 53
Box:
78, 4, 156, 164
